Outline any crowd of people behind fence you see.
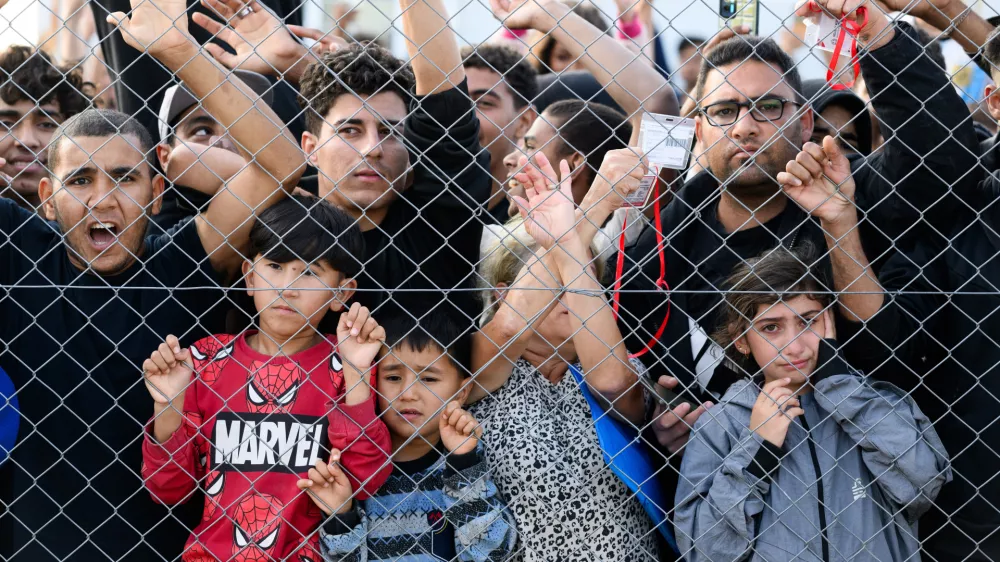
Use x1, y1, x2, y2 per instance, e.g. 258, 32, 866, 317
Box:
1, 0, 1000, 559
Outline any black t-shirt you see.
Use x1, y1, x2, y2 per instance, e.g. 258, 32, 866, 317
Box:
0, 199, 227, 561
152, 184, 212, 233
350, 81, 491, 327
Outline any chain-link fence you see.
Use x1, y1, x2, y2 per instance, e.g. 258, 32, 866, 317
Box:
0, 0, 995, 559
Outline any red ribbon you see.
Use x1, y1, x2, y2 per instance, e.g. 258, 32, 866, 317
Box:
809, 2, 868, 90
611, 174, 670, 360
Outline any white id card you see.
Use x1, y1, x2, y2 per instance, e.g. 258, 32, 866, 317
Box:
803, 13, 853, 56
625, 114, 695, 207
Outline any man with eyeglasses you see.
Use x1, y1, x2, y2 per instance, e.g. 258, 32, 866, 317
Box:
612, 0, 976, 405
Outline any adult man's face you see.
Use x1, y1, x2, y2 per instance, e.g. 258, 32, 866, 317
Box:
302, 92, 409, 223
171, 106, 238, 153
0, 99, 66, 206
696, 61, 813, 198
38, 134, 163, 276
466, 66, 535, 196
811, 104, 860, 153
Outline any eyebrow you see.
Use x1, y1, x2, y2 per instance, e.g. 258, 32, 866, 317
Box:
180, 115, 220, 129
331, 118, 403, 129
0, 108, 64, 122
60, 164, 98, 183
470, 89, 503, 100
755, 310, 821, 324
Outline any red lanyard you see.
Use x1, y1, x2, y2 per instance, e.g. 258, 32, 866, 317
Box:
810, 2, 868, 90
611, 175, 671, 359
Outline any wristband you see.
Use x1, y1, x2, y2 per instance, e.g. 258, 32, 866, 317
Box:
616, 14, 644, 39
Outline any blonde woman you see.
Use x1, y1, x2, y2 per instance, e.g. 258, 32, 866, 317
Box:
469, 153, 658, 561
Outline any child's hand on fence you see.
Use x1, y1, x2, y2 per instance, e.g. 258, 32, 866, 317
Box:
142, 335, 193, 409
777, 136, 857, 227
337, 303, 386, 373
296, 450, 354, 516
750, 378, 804, 447
439, 401, 482, 455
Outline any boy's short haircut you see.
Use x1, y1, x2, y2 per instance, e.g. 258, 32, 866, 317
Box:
248, 194, 365, 278
298, 44, 416, 136
983, 27, 1000, 80
0, 46, 90, 117
461, 44, 538, 108
47, 109, 154, 175
379, 313, 472, 376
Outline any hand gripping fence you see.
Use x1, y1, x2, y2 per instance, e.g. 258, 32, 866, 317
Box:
0, 0, 996, 559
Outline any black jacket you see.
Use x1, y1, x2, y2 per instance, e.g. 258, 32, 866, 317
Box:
613, 22, 977, 401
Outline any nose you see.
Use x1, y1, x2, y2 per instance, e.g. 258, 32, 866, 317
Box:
14, 122, 41, 151
503, 147, 520, 171
89, 175, 121, 211
729, 106, 760, 142
361, 130, 383, 161
780, 332, 808, 361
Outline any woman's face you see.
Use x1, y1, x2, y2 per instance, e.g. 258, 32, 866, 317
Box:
739, 295, 828, 387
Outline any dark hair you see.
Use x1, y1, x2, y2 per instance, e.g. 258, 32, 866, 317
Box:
48, 109, 154, 175
534, 1, 612, 74
461, 44, 538, 109
678, 36, 706, 55
379, 313, 472, 376
0, 46, 90, 117
298, 44, 416, 136
248, 194, 365, 278
543, 100, 631, 185
693, 36, 803, 104
985, 26, 1000, 79
713, 247, 831, 369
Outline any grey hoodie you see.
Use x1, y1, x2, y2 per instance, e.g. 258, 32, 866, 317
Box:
674, 340, 951, 562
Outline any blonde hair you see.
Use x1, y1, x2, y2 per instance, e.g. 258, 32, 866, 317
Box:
479, 216, 606, 324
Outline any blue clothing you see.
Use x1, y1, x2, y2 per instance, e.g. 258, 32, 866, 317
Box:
0, 367, 18, 464
320, 447, 517, 561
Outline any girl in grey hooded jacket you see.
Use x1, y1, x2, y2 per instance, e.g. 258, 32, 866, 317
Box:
674, 249, 951, 562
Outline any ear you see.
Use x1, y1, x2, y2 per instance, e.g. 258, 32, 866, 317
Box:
986, 85, 1000, 121
456, 377, 473, 405
242, 260, 255, 295
300, 131, 320, 167
694, 114, 704, 144
38, 176, 56, 221
491, 282, 509, 306
149, 173, 165, 216
514, 106, 538, 140
734, 334, 750, 356
331, 276, 357, 312
798, 106, 815, 146
155, 143, 171, 173
568, 152, 586, 177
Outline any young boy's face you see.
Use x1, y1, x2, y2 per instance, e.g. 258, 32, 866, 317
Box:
243, 256, 351, 340
740, 295, 827, 387
376, 344, 470, 446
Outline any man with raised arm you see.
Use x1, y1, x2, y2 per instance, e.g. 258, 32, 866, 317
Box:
0, 0, 304, 557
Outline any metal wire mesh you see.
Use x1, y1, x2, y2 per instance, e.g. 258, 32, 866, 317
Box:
0, 0, 995, 559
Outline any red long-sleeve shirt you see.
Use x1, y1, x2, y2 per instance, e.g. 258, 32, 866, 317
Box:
141, 332, 392, 562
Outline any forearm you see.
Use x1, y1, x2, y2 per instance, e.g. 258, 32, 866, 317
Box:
921, 0, 994, 54
555, 238, 643, 423
469, 254, 562, 402
341, 370, 372, 406
532, 1, 673, 120
400, 0, 464, 94
152, 402, 184, 443
822, 218, 884, 322
156, 46, 302, 184
167, 144, 247, 195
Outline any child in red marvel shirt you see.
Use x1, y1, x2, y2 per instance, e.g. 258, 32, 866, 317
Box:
140, 195, 392, 562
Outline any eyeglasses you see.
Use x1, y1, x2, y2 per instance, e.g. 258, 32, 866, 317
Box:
699, 98, 801, 127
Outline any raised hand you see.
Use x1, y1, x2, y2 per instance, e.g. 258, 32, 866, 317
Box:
487, 0, 559, 31
749, 377, 805, 447
795, 0, 894, 50
143, 335, 194, 408
510, 153, 578, 250
337, 303, 386, 374
581, 148, 647, 214
107, 0, 195, 62
439, 401, 482, 455
296, 450, 354, 516
777, 136, 857, 227
192, 0, 345, 80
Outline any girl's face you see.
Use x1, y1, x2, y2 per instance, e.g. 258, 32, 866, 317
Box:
737, 295, 828, 388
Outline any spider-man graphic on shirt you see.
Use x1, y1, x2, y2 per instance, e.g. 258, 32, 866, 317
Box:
141, 331, 391, 562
